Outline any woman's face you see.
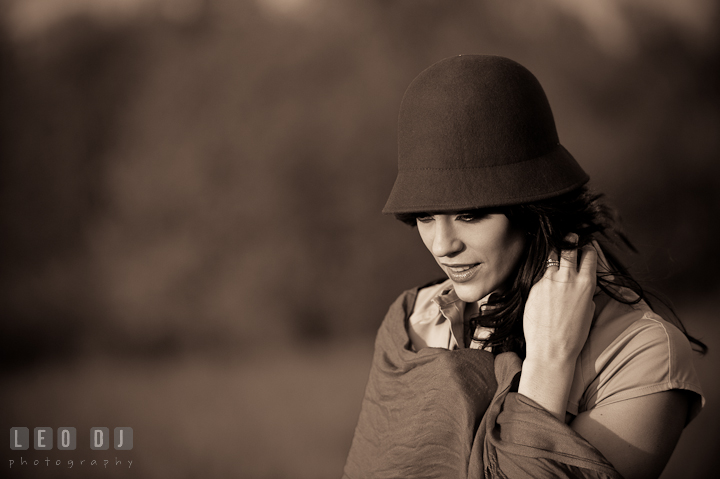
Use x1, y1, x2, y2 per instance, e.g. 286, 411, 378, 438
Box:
416, 212, 526, 303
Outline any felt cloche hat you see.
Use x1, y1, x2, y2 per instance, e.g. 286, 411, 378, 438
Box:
382, 55, 589, 214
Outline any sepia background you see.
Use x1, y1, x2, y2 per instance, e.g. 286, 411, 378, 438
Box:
1, 0, 718, 477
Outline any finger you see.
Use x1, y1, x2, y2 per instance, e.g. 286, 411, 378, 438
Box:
559, 233, 579, 271
544, 249, 560, 276
578, 244, 598, 278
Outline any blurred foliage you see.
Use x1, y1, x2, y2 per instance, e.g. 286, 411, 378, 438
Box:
1, 0, 719, 367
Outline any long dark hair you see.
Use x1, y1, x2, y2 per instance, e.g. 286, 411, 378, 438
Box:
396, 186, 707, 358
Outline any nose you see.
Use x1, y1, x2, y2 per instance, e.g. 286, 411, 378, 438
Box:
431, 217, 464, 258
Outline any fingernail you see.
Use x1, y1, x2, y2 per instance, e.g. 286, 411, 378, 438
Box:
566, 232, 579, 244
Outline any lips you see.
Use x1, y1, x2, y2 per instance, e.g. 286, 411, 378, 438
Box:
443, 263, 481, 283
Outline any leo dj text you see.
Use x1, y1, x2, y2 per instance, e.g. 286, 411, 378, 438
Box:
10, 427, 133, 450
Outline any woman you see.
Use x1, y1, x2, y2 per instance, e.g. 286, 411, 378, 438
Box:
344, 55, 705, 479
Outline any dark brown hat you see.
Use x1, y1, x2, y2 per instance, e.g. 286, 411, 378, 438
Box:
382, 55, 589, 214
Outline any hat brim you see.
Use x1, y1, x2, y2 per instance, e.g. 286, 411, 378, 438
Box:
382, 145, 589, 214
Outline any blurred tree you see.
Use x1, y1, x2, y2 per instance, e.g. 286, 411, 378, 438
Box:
0, 0, 718, 366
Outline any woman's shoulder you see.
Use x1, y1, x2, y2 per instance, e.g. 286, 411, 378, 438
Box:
589, 293, 667, 347
568, 291, 704, 421
589, 291, 692, 361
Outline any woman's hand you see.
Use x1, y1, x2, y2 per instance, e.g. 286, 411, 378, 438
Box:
523, 235, 598, 363
518, 235, 598, 420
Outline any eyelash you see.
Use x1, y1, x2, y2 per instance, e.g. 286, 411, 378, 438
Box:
416, 213, 486, 224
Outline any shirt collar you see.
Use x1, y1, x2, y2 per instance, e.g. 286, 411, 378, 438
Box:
432, 285, 492, 322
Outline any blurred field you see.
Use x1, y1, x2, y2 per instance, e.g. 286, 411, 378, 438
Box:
2, 298, 718, 478
1, 341, 372, 478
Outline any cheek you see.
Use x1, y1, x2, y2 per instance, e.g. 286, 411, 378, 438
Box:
417, 225, 433, 251
490, 229, 526, 278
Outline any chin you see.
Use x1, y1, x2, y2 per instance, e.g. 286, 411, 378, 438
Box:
452, 282, 490, 303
